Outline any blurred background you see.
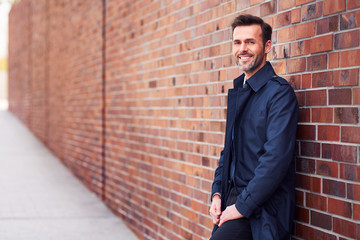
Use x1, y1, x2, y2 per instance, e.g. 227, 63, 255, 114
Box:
0, 0, 11, 110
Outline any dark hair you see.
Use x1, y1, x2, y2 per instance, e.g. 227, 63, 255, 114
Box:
231, 14, 272, 46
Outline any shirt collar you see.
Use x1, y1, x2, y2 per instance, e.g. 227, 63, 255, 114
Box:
233, 62, 276, 92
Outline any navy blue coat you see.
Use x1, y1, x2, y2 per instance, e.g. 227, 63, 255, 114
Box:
211, 62, 299, 239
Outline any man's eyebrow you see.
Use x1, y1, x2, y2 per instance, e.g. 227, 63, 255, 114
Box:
233, 38, 256, 42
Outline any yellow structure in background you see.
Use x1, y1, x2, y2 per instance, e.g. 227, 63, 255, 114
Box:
0, 57, 7, 71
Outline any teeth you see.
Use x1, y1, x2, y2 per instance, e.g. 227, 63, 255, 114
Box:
240, 56, 250, 60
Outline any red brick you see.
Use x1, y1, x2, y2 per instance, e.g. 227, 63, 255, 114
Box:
274, 11, 292, 28
348, 0, 360, 9
296, 91, 306, 106
295, 223, 337, 240
323, 178, 345, 197
299, 108, 310, 122
250, 0, 264, 5
305, 192, 326, 210
307, 54, 327, 71
288, 57, 306, 73
312, 108, 333, 123
335, 30, 360, 50
297, 124, 316, 140
260, 0, 276, 17
296, 157, 316, 174
302, 73, 311, 88
302, 2, 323, 21
347, 183, 360, 201
340, 10, 360, 30
296, 190, 305, 206
296, 0, 315, 5
272, 60, 286, 75
306, 90, 327, 106
291, 8, 301, 23
333, 217, 358, 239
278, 26, 295, 43
334, 107, 359, 124
323, 0, 346, 16
342, 126, 360, 144
310, 34, 333, 54
328, 52, 339, 69
334, 69, 359, 87
318, 125, 340, 141
329, 88, 352, 105
322, 143, 358, 163
279, 0, 296, 10
296, 22, 316, 39
340, 163, 360, 181
295, 206, 310, 223
354, 87, 360, 104
270, 44, 290, 60
301, 142, 321, 157
312, 71, 334, 88
284, 75, 300, 89
291, 40, 310, 57
316, 16, 339, 35
311, 211, 332, 230
341, 49, 360, 67
328, 198, 352, 218
354, 203, 360, 220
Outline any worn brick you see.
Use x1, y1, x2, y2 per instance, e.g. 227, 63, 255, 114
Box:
316, 16, 339, 35
328, 198, 352, 218
335, 30, 360, 50
260, 0, 276, 17
302, 73, 312, 88
322, 143, 358, 163
312, 71, 333, 88
274, 11, 291, 28
340, 10, 360, 30
347, 183, 360, 201
302, 2, 323, 21
323, 178, 345, 196
307, 54, 327, 71
334, 107, 359, 124
334, 69, 359, 87
291, 40, 310, 57
296, 157, 316, 174
340, 162, 360, 181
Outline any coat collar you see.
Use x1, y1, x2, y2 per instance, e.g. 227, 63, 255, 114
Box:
233, 61, 276, 92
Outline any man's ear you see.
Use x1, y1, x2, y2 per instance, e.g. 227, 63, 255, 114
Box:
264, 40, 271, 54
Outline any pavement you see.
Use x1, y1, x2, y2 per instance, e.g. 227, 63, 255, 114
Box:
0, 110, 138, 240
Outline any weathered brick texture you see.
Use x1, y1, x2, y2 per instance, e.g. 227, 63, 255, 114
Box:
8, 0, 360, 239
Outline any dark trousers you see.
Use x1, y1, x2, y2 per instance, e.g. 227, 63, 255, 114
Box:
210, 185, 253, 240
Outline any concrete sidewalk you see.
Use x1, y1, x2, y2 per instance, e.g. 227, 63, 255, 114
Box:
0, 111, 138, 240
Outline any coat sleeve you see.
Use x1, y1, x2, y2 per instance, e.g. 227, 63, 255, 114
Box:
235, 84, 299, 218
211, 150, 224, 200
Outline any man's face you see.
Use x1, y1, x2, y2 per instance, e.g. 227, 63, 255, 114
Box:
232, 24, 271, 78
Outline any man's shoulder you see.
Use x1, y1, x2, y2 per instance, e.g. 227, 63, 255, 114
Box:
269, 75, 289, 86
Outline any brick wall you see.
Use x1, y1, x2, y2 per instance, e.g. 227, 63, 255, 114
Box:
8, 0, 360, 239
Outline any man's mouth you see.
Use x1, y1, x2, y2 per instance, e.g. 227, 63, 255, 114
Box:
238, 54, 253, 61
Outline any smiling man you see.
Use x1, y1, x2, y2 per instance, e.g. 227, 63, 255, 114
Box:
209, 15, 299, 240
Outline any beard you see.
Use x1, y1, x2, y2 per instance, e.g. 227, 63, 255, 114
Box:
236, 51, 265, 74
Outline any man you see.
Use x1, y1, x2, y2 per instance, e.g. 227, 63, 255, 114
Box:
209, 14, 299, 240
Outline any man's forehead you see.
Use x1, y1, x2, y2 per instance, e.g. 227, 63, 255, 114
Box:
233, 25, 262, 38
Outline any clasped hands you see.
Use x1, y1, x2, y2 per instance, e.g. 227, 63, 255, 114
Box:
209, 195, 243, 226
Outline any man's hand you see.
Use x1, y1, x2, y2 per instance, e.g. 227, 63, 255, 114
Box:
209, 195, 222, 225
218, 204, 243, 226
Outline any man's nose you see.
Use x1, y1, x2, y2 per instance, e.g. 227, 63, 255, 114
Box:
239, 43, 247, 53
